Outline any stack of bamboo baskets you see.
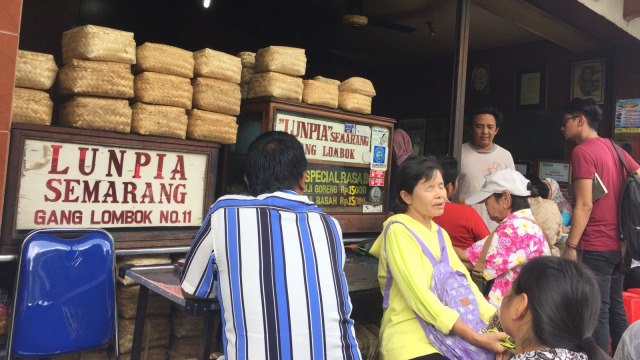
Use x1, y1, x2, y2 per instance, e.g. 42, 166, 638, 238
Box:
189, 49, 242, 144
12, 50, 58, 125
58, 25, 136, 133
114, 255, 174, 360
238, 51, 255, 100
248, 46, 306, 101
132, 42, 194, 139
303, 76, 340, 109
338, 77, 376, 114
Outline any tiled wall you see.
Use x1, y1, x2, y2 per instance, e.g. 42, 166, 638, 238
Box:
0, 0, 22, 229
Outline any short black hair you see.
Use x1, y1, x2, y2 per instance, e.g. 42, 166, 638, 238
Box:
525, 173, 549, 199
436, 155, 458, 187
394, 157, 442, 213
509, 257, 609, 360
244, 131, 307, 196
563, 98, 601, 131
467, 106, 503, 128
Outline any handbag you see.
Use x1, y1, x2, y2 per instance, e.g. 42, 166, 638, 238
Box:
382, 220, 492, 360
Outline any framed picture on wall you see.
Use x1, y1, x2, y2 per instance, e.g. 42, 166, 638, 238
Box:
570, 59, 606, 104
397, 119, 426, 156
516, 67, 547, 110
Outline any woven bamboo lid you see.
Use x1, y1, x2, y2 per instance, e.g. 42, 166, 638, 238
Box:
339, 77, 376, 97
62, 25, 136, 65
15, 50, 59, 90
136, 42, 194, 78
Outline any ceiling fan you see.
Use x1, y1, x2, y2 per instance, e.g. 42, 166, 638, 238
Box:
342, 0, 418, 33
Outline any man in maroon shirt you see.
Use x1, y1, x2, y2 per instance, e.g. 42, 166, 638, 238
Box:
561, 98, 640, 354
433, 155, 490, 250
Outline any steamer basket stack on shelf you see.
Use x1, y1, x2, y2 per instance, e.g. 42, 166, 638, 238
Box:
58, 25, 136, 133
189, 48, 242, 144
338, 77, 376, 115
133, 42, 194, 139
12, 50, 58, 125
237, 51, 255, 100
248, 46, 306, 101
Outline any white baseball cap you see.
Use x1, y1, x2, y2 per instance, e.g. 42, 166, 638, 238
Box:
465, 169, 531, 205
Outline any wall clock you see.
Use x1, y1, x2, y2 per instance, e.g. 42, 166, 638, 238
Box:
471, 64, 490, 94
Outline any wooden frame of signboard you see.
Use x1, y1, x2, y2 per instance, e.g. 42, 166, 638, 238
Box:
1, 123, 220, 254
229, 97, 396, 234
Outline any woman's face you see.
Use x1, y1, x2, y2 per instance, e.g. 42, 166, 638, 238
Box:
404, 171, 446, 219
485, 192, 511, 223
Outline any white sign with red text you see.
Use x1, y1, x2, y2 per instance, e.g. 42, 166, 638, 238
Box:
275, 113, 371, 164
16, 140, 207, 230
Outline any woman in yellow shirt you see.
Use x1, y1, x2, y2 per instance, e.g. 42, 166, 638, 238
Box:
370, 157, 508, 360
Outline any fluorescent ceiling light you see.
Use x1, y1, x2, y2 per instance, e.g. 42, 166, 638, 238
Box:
203, 0, 211, 8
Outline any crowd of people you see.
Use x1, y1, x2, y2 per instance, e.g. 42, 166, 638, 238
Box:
180, 98, 640, 360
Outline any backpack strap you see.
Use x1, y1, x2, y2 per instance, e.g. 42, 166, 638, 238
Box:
610, 138, 633, 176
471, 228, 496, 280
382, 220, 446, 308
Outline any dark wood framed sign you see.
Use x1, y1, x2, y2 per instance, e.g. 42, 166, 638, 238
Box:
1, 123, 220, 254
229, 97, 396, 234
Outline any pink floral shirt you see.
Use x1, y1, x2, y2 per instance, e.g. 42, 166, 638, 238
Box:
466, 209, 550, 307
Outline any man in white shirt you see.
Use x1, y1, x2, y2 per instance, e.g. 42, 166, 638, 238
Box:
458, 107, 515, 231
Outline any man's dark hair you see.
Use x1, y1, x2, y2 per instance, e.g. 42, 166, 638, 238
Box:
436, 155, 458, 187
244, 131, 307, 196
563, 98, 601, 131
467, 106, 504, 128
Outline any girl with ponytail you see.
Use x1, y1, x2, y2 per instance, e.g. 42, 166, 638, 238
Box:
498, 256, 612, 360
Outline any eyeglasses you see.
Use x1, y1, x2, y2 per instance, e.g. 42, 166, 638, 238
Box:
561, 115, 580, 126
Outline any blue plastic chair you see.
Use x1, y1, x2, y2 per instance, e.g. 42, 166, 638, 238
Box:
6, 229, 120, 359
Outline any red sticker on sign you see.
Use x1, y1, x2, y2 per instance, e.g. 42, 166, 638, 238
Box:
369, 178, 384, 186
370, 170, 385, 178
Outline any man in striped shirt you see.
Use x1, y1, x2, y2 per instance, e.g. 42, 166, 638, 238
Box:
180, 131, 362, 360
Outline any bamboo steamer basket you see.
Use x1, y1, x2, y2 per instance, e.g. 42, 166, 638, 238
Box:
116, 284, 171, 319
62, 25, 136, 65
51, 347, 108, 360
255, 46, 306, 76
131, 102, 188, 139
58, 59, 134, 99
118, 315, 170, 354
134, 72, 193, 109
240, 67, 255, 84
338, 92, 372, 114
15, 50, 58, 90
115, 347, 167, 360
339, 77, 376, 97
237, 51, 256, 67
193, 49, 242, 84
192, 77, 241, 115
241, 83, 249, 99
59, 96, 132, 133
247, 72, 303, 101
136, 43, 194, 78
302, 79, 338, 108
314, 76, 341, 86
187, 109, 238, 144
11, 88, 53, 125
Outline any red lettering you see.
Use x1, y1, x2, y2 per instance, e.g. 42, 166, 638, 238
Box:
34, 210, 46, 225
159, 184, 173, 204
78, 147, 98, 176
122, 182, 137, 204
45, 179, 63, 202
49, 145, 69, 174
154, 154, 166, 179
134, 152, 151, 179
102, 181, 118, 203
106, 150, 125, 177
82, 181, 100, 203
173, 184, 186, 204
140, 183, 155, 204
46, 211, 58, 225
63, 179, 80, 202
170, 156, 186, 180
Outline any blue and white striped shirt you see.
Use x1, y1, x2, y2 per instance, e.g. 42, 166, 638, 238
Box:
181, 190, 361, 360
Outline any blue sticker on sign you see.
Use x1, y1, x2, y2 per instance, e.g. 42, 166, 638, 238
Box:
373, 146, 386, 164
345, 123, 355, 133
